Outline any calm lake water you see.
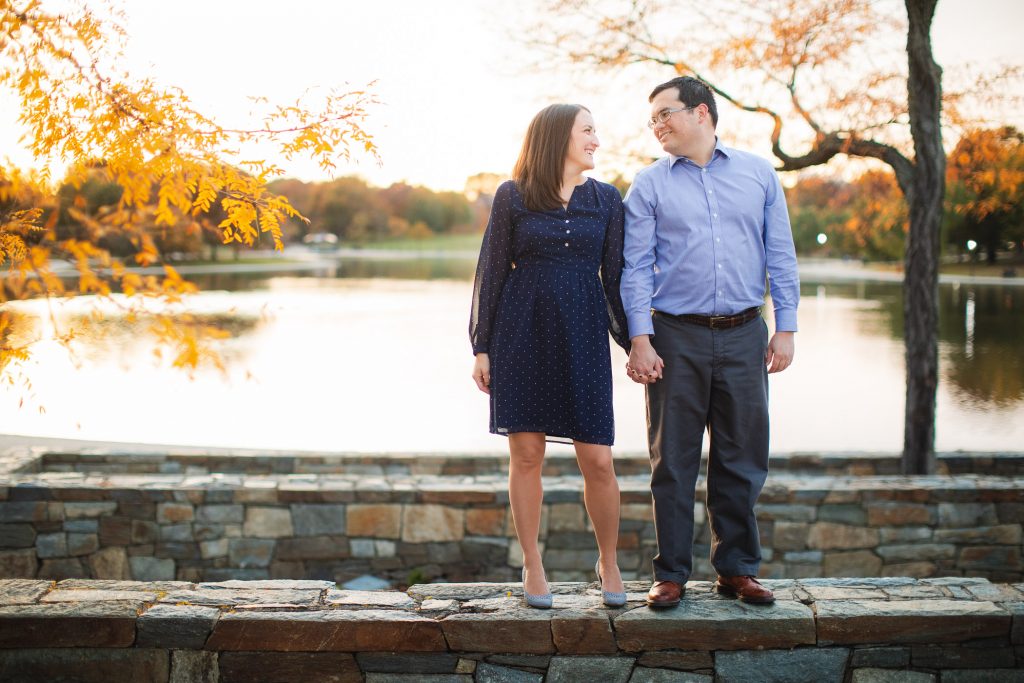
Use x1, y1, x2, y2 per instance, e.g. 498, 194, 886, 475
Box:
2, 256, 1022, 454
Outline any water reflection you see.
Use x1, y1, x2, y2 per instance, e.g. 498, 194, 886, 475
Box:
2, 258, 1022, 452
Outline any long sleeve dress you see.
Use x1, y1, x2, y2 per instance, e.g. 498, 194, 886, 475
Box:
469, 178, 630, 445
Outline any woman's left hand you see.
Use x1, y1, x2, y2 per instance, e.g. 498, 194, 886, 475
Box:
472, 353, 491, 394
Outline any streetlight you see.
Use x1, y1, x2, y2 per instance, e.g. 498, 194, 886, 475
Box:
967, 240, 978, 276
816, 233, 828, 245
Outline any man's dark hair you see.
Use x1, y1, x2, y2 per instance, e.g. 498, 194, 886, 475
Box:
649, 77, 718, 128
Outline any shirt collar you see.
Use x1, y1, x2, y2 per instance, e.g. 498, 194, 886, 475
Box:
669, 137, 731, 167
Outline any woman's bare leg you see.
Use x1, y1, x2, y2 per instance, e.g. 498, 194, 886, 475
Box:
509, 432, 549, 595
574, 441, 624, 593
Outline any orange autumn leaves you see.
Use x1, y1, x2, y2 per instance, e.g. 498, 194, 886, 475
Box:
0, 0, 377, 377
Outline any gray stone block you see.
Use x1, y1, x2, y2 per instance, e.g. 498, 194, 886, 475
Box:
196, 504, 244, 524
938, 502, 998, 527
715, 647, 848, 683
170, 647, 217, 683
62, 519, 99, 533
355, 652, 460, 673
35, 532, 67, 558
849, 646, 910, 668
291, 504, 346, 536
67, 533, 98, 556
159, 524, 194, 542
911, 643, 1016, 669
546, 655, 634, 683
816, 599, 1010, 645
629, 669, 712, 683
476, 662, 544, 682
130, 556, 176, 581
137, 603, 220, 649
0, 502, 52, 522
851, 670, 933, 683
939, 672, 1024, 683
208, 609, 446, 652
228, 538, 276, 568
614, 600, 816, 651
364, 675, 471, 683
637, 651, 713, 671
442, 608, 555, 654
0, 524, 36, 548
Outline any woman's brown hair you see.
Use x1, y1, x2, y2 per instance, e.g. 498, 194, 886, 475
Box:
512, 104, 588, 212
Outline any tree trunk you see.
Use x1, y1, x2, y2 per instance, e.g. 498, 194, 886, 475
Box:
902, 0, 945, 474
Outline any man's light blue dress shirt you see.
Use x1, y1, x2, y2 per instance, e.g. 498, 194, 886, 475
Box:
621, 139, 800, 337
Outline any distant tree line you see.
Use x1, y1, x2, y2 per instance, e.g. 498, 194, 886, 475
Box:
268, 176, 490, 245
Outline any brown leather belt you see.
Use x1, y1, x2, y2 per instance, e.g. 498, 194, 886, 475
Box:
655, 306, 761, 330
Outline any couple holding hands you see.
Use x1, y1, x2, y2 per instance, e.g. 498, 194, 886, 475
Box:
470, 77, 800, 609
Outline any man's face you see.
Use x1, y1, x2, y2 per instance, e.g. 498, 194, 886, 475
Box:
649, 89, 699, 157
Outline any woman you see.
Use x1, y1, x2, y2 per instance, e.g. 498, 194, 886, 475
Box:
469, 104, 630, 608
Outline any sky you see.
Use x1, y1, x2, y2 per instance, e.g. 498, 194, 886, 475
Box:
2, 0, 1023, 193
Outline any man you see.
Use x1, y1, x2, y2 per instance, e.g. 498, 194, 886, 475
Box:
621, 76, 799, 607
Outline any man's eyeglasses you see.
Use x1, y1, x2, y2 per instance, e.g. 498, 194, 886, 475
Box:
647, 106, 696, 129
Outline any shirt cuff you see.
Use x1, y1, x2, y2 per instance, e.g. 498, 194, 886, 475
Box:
627, 311, 655, 338
774, 308, 798, 332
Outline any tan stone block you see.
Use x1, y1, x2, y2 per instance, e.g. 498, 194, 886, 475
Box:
823, 550, 883, 577
866, 503, 933, 526
620, 504, 653, 522
774, 522, 810, 551
934, 525, 1022, 545
807, 523, 879, 550
243, 507, 293, 539
552, 610, 617, 654
823, 490, 861, 504
548, 504, 585, 532
0, 550, 38, 578
402, 505, 464, 543
466, 508, 506, 536
88, 547, 130, 580
156, 503, 194, 524
346, 505, 401, 539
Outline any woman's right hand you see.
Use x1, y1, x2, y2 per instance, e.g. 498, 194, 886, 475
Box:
472, 353, 491, 394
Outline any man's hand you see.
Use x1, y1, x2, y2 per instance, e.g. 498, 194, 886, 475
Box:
626, 335, 664, 384
765, 331, 795, 374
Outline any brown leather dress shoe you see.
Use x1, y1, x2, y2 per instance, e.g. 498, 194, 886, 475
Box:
646, 580, 684, 608
714, 575, 775, 604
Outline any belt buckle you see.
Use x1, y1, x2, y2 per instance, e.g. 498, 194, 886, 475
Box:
708, 314, 730, 329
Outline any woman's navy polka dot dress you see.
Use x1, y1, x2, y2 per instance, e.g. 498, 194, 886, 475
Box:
470, 178, 631, 445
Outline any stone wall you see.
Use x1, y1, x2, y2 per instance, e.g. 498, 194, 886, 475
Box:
0, 577, 1022, 682
1, 448, 1022, 585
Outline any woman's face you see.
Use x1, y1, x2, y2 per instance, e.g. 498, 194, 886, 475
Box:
565, 109, 599, 173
